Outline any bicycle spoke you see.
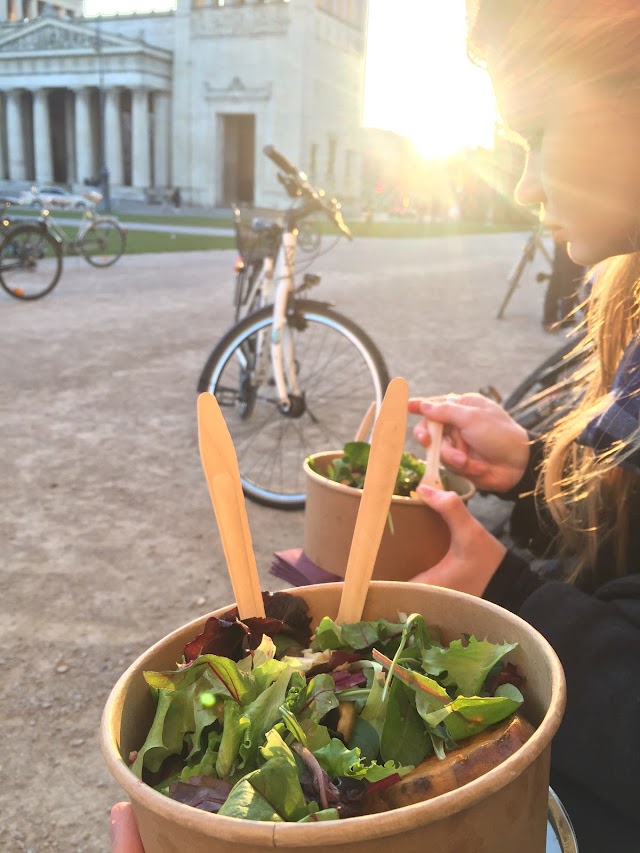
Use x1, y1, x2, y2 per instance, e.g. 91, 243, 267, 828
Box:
81, 220, 126, 267
0, 224, 62, 300
198, 302, 389, 507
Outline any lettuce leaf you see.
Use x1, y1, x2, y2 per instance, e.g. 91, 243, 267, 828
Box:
421, 636, 518, 697
313, 616, 406, 651
313, 737, 412, 783
218, 756, 310, 822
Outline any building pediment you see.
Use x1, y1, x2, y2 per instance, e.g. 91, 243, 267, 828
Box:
204, 76, 272, 102
0, 17, 166, 55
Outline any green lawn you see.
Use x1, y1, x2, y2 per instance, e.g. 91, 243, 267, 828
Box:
122, 231, 235, 254
51, 225, 234, 254
11, 207, 532, 255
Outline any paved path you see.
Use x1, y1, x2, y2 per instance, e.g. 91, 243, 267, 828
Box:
121, 220, 234, 236
1, 233, 563, 852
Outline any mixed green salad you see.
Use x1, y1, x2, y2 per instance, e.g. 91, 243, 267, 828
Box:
310, 441, 449, 497
130, 592, 525, 822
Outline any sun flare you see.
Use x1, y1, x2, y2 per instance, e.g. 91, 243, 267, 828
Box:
364, 0, 497, 160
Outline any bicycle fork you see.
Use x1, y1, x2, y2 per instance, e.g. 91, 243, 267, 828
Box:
270, 231, 304, 415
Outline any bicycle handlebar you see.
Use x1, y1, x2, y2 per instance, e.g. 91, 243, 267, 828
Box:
263, 144, 352, 241
263, 145, 298, 177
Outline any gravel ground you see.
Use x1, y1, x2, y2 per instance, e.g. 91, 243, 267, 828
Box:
1, 233, 562, 852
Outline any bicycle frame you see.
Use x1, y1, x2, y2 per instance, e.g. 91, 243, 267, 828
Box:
239, 228, 299, 412
38, 207, 94, 252
229, 145, 354, 415
270, 229, 300, 410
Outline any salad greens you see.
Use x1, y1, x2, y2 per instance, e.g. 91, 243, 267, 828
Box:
311, 441, 448, 497
131, 592, 524, 823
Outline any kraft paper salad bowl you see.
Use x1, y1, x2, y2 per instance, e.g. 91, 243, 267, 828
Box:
303, 450, 476, 581
101, 581, 565, 853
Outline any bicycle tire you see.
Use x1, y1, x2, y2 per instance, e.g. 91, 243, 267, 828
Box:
504, 331, 589, 435
80, 219, 126, 267
197, 299, 390, 509
0, 222, 63, 301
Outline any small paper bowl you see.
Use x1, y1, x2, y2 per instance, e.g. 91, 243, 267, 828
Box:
102, 582, 565, 853
303, 451, 476, 581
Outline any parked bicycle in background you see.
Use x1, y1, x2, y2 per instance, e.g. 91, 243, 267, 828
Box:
34, 204, 127, 269
0, 203, 62, 301
198, 145, 390, 509
0, 191, 127, 301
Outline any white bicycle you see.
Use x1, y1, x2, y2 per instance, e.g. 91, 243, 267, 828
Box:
198, 145, 390, 509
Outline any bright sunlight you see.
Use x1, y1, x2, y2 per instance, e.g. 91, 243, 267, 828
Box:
83, 0, 497, 159
363, 0, 496, 159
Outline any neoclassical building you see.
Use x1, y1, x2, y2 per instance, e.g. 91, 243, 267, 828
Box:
0, 0, 368, 206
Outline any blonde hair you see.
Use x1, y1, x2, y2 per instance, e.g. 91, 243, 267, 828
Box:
543, 255, 640, 585
468, 0, 640, 585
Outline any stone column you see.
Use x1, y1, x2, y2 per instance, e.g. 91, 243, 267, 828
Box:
64, 89, 76, 185
6, 89, 26, 180
104, 87, 123, 186
0, 93, 6, 179
152, 91, 170, 188
33, 88, 53, 184
74, 87, 92, 184
171, 1, 191, 191
131, 88, 150, 189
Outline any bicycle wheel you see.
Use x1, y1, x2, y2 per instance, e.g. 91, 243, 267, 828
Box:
0, 223, 63, 300
504, 331, 589, 435
80, 219, 126, 267
197, 299, 390, 509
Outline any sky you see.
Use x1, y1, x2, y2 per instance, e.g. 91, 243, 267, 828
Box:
82, 0, 497, 159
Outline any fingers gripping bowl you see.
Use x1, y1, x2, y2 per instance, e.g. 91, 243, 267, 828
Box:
101, 582, 565, 853
304, 450, 475, 581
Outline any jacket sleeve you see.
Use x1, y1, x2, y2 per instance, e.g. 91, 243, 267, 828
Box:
484, 555, 640, 825
491, 438, 558, 556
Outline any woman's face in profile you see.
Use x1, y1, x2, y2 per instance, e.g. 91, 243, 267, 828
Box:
494, 74, 640, 266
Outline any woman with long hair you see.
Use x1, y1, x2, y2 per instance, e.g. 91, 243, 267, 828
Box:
410, 2, 640, 849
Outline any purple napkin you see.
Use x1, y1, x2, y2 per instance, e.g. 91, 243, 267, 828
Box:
269, 548, 342, 587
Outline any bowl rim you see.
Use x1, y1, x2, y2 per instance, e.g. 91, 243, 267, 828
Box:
304, 450, 476, 504
101, 581, 565, 846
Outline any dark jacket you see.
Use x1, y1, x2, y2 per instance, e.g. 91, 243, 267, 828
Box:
484, 449, 640, 852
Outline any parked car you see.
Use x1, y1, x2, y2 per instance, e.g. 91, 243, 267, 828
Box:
19, 185, 102, 210
388, 199, 419, 220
